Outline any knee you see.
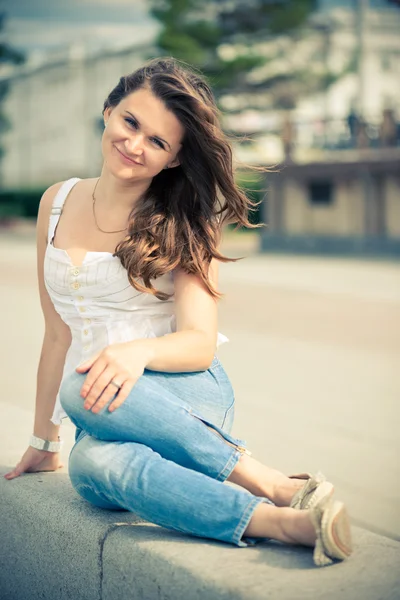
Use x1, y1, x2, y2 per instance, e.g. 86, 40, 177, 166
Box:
59, 370, 86, 419
68, 436, 120, 510
68, 435, 94, 487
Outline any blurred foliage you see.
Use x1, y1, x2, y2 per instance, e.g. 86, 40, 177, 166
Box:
150, 0, 322, 108
234, 170, 265, 226
0, 188, 44, 220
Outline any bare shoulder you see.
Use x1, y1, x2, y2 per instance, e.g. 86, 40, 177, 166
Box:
38, 181, 65, 217
38, 181, 65, 213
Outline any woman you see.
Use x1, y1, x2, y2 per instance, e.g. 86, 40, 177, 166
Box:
4, 57, 352, 566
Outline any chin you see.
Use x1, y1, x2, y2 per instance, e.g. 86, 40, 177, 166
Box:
106, 155, 139, 177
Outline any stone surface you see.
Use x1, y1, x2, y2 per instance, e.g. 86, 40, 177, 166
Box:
1, 443, 400, 600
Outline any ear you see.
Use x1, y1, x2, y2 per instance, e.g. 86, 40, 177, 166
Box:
168, 157, 181, 169
103, 107, 112, 125
167, 147, 182, 169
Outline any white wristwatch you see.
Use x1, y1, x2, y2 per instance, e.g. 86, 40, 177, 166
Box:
29, 435, 64, 453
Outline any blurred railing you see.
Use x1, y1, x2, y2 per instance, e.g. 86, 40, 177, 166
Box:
284, 110, 400, 154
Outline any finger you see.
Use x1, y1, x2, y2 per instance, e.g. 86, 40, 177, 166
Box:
80, 359, 108, 401
75, 350, 101, 373
108, 379, 136, 412
90, 374, 128, 414
84, 366, 119, 410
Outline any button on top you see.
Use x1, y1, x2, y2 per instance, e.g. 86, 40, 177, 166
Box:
72, 268, 80, 276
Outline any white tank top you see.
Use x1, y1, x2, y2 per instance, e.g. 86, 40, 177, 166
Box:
45, 178, 228, 424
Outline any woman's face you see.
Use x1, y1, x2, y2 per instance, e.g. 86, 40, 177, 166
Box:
102, 86, 184, 180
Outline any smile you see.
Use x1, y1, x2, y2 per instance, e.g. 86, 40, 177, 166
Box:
114, 145, 142, 165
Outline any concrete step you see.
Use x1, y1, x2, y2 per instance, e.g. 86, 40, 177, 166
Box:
1, 403, 400, 600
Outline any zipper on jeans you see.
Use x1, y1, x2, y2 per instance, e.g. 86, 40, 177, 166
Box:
190, 413, 252, 456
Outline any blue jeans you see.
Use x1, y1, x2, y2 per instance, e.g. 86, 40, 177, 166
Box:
60, 356, 270, 547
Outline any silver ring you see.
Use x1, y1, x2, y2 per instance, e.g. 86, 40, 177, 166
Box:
110, 380, 122, 389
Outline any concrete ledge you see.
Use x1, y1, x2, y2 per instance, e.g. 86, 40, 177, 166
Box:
2, 464, 400, 600
1, 403, 400, 599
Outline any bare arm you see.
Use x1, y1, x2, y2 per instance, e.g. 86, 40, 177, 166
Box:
126, 260, 220, 373
75, 260, 222, 413
33, 181, 72, 440
4, 182, 73, 479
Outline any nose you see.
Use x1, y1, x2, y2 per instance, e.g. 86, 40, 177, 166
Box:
126, 133, 144, 155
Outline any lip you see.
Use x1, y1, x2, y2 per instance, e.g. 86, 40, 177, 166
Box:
114, 145, 142, 165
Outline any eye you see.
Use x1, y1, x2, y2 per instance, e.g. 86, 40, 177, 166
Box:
151, 138, 165, 149
124, 117, 138, 129
124, 117, 165, 149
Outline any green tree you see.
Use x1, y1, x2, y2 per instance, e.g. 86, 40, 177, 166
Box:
150, 0, 320, 109
0, 12, 25, 163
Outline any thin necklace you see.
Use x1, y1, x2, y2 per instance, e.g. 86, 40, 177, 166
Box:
92, 178, 128, 234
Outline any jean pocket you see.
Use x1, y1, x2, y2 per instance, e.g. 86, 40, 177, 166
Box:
221, 402, 235, 433
208, 357, 234, 405
210, 355, 222, 369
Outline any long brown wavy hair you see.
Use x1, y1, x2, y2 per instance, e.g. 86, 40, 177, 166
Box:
103, 57, 262, 301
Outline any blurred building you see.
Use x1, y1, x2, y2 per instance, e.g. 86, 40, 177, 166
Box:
298, 3, 400, 122
257, 3, 400, 257
225, 1, 400, 164
0, 42, 153, 189
262, 149, 400, 256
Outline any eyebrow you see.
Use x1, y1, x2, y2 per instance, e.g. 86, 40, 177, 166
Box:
125, 111, 172, 150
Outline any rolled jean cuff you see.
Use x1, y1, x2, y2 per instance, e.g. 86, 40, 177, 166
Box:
232, 496, 272, 548
216, 448, 243, 482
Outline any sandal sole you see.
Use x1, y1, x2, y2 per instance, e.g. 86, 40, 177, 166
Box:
323, 502, 353, 560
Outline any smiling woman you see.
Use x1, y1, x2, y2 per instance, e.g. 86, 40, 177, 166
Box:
5, 57, 352, 566
98, 62, 258, 301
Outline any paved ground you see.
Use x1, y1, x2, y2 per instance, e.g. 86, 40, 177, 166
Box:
1, 232, 399, 546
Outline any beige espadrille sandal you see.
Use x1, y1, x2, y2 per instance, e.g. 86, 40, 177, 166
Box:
289, 472, 334, 510
308, 495, 353, 566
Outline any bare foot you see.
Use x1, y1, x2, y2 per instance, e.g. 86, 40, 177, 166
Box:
281, 510, 317, 546
243, 503, 317, 546
272, 477, 306, 507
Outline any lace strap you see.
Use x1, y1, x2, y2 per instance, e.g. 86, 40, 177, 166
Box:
47, 178, 81, 243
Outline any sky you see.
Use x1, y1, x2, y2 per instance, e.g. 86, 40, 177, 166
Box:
0, 0, 158, 59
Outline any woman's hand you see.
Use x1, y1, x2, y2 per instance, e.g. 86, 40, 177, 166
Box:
4, 447, 64, 480
75, 342, 153, 414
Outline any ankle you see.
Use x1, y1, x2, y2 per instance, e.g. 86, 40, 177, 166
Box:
272, 477, 304, 507
281, 510, 317, 547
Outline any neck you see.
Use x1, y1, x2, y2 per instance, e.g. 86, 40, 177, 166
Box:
95, 167, 152, 212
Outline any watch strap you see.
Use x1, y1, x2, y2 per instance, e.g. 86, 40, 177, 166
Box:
29, 435, 64, 453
